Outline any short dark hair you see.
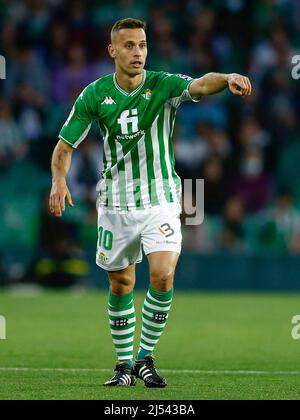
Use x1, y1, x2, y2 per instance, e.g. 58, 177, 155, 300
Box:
111, 18, 146, 41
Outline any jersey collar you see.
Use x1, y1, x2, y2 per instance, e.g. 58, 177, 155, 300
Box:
113, 70, 146, 97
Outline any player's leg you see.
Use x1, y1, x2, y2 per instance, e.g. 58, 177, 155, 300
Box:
108, 263, 136, 296
147, 251, 179, 292
133, 251, 179, 387
103, 264, 137, 387
133, 203, 182, 387
97, 208, 142, 387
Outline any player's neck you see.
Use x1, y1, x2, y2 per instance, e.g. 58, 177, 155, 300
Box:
115, 70, 144, 94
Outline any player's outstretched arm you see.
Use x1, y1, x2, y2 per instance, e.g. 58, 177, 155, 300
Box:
189, 72, 252, 99
49, 140, 74, 217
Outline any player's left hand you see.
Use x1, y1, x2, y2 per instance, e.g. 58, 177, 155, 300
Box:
227, 73, 252, 97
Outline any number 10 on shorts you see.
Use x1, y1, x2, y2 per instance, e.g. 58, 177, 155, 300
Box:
98, 226, 114, 251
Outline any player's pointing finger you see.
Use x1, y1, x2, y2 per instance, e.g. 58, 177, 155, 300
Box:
247, 78, 252, 95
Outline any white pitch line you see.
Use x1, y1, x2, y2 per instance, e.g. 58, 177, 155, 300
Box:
0, 368, 300, 376
0, 368, 110, 373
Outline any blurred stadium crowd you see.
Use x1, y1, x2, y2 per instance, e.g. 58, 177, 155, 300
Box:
0, 0, 300, 286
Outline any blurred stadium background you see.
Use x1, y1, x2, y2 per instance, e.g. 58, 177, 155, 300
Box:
0, 0, 300, 291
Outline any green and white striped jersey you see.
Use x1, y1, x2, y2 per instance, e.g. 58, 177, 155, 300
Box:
59, 70, 199, 211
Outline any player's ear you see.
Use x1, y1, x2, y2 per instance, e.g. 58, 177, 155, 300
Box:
108, 44, 116, 59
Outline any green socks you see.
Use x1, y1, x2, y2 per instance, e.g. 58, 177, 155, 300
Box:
136, 286, 174, 361
108, 289, 135, 367
108, 286, 174, 365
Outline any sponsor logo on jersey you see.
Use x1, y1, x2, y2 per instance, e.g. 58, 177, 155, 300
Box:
116, 129, 145, 142
158, 223, 175, 238
176, 74, 192, 81
142, 89, 152, 100
117, 109, 139, 134
101, 97, 116, 105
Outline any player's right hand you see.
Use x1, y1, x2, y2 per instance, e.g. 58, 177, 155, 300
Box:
227, 73, 252, 97
49, 179, 74, 217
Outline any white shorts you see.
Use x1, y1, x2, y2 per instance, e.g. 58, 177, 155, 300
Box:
96, 203, 182, 271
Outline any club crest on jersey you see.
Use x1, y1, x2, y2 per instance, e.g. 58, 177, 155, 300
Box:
101, 97, 116, 105
176, 74, 192, 81
99, 252, 109, 263
142, 89, 152, 100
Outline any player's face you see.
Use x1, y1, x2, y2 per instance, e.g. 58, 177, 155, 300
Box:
109, 29, 148, 76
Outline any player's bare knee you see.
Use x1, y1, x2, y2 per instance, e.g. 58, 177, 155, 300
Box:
109, 275, 135, 295
150, 269, 174, 292
110, 279, 134, 295
111, 284, 133, 296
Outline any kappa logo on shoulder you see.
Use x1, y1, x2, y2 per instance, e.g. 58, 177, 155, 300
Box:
101, 97, 116, 105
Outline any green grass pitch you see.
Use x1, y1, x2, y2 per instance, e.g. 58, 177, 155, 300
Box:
0, 291, 299, 400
